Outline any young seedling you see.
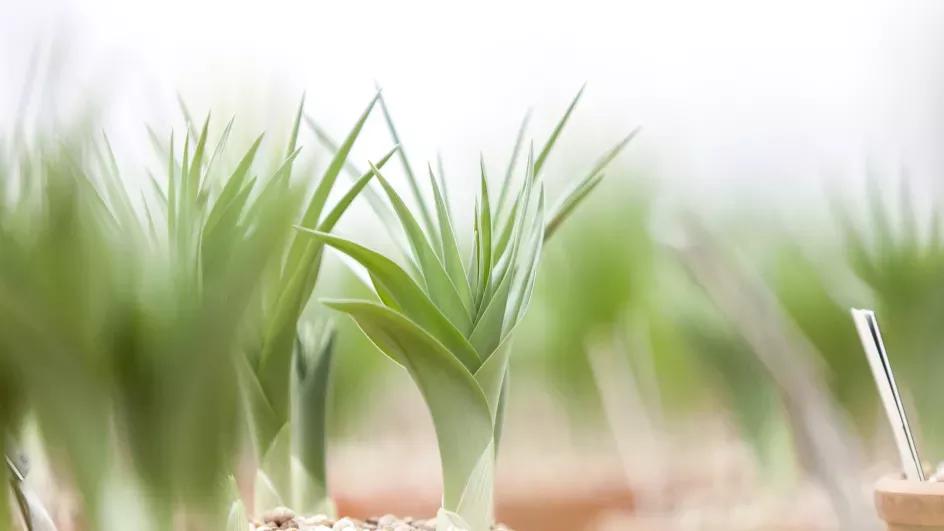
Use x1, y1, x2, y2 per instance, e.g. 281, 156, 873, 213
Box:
298, 88, 637, 531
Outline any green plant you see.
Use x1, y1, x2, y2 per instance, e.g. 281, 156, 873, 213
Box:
299, 89, 636, 531
233, 92, 398, 517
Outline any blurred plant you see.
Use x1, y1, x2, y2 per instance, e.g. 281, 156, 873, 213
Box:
519, 174, 656, 421
217, 93, 397, 517
836, 176, 944, 455
302, 88, 636, 531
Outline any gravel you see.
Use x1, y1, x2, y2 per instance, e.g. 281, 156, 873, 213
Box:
251, 508, 512, 531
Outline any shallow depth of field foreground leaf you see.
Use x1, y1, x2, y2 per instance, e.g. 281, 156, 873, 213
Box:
301, 88, 637, 531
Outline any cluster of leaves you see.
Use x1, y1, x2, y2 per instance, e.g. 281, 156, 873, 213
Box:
304, 88, 637, 531
0, 85, 391, 529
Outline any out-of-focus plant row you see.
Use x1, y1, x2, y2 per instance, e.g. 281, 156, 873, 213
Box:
512, 161, 944, 475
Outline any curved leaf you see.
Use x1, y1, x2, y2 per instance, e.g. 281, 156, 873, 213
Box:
321, 299, 493, 512
283, 92, 380, 279
298, 230, 481, 372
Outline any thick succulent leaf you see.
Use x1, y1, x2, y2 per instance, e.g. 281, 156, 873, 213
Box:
376, 90, 437, 238
493, 370, 510, 451
533, 84, 584, 176
321, 300, 493, 513
454, 443, 494, 531
436, 509, 472, 531
428, 165, 473, 315
297, 230, 480, 372
283, 92, 380, 280
472, 338, 512, 421
373, 167, 473, 335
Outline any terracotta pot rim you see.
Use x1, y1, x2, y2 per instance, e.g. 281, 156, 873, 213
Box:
875, 475, 944, 527
876, 475, 944, 496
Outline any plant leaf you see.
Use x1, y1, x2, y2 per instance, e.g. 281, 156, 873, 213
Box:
237, 356, 282, 462
428, 164, 474, 315
373, 166, 473, 335
226, 497, 248, 531
477, 158, 493, 297
505, 188, 546, 330
545, 127, 639, 240
294, 327, 334, 497
253, 469, 285, 519
298, 230, 480, 372
533, 84, 584, 176
321, 300, 493, 514
259, 424, 292, 512
204, 133, 265, 236
455, 443, 494, 531
283, 92, 380, 282
494, 110, 530, 219
376, 89, 437, 239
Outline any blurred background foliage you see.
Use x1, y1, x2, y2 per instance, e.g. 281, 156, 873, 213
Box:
4, 59, 944, 527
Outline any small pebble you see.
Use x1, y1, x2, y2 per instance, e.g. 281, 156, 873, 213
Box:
333, 517, 356, 530
264, 507, 297, 526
